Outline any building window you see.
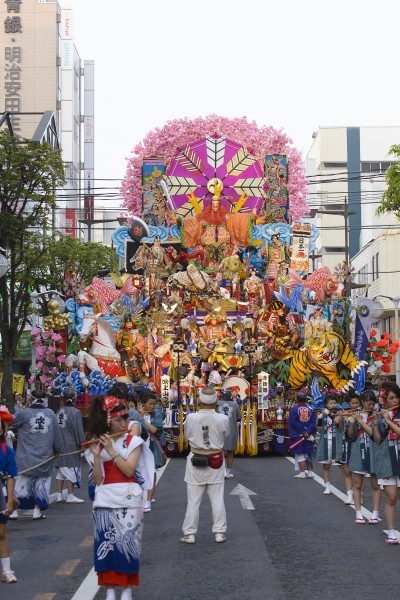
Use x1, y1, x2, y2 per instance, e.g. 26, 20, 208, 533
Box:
322, 162, 348, 169
358, 264, 368, 285
324, 247, 345, 253
361, 161, 395, 173
372, 252, 379, 281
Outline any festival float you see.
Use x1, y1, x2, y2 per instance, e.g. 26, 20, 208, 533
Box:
40, 115, 395, 456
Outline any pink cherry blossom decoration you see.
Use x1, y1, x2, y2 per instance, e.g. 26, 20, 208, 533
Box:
121, 115, 308, 221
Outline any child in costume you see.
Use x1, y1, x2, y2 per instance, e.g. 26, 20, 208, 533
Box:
346, 390, 381, 524
335, 392, 361, 505
371, 382, 400, 544
316, 394, 342, 495
86, 395, 154, 600
288, 391, 317, 478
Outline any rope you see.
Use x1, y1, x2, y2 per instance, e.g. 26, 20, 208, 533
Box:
16, 431, 128, 475
17, 449, 83, 476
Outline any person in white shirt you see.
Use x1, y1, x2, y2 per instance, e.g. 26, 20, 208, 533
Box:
207, 363, 223, 388
181, 387, 229, 545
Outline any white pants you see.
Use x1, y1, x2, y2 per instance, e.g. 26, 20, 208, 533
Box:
182, 482, 226, 535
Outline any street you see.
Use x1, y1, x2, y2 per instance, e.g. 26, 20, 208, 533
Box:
5, 455, 400, 600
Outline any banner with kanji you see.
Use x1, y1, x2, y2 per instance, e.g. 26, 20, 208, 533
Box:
264, 154, 289, 223
290, 223, 311, 273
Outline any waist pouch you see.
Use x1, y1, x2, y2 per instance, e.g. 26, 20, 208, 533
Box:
208, 451, 224, 469
191, 454, 209, 468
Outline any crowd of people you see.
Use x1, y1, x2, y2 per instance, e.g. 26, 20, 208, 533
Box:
0, 381, 171, 597
1, 378, 399, 597
288, 381, 400, 545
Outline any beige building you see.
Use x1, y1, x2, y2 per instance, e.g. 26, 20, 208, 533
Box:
1, 0, 85, 236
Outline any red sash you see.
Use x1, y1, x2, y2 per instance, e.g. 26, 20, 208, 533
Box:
388, 411, 400, 441
355, 414, 373, 440
103, 461, 137, 485
103, 434, 137, 485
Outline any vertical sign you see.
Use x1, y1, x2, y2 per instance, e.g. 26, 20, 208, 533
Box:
257, 372, 269, 410
161, 374, 170, 405
353, 297, 372, 360
264, 154, 289, 223
4, 0, 23, 132
290, 223, 311, 273
142, 156, 167, 226
65, 207, 77, 236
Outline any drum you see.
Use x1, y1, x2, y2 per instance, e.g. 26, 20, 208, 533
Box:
221, 376, 250, 400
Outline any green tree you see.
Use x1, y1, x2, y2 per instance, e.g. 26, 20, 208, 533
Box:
35, 234, 119, 301
376, 145, 400, 218
0, 130, 65, 403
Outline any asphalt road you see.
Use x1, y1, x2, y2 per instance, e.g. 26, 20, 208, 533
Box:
4, 455, 400, 600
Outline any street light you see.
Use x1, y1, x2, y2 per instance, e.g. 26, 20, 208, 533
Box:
374, 295, 400, 385
30, 290, 65, 389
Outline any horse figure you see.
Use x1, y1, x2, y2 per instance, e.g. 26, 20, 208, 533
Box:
79, 312, 130, 380
65, 351, 100, 373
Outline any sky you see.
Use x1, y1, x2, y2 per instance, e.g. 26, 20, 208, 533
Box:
63, 0, 400, 205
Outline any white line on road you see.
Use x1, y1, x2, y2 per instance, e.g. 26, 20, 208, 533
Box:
285, 456, 400, 541
70, 568, 98, 600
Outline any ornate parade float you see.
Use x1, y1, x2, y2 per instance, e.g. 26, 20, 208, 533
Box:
35, 116, 397, 455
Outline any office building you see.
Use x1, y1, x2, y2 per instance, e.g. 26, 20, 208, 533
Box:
0, 0, 88, 237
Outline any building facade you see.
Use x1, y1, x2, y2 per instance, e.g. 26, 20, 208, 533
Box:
306, 126, 400, 378
0, 0, 86, 237
306, 126, 400, 271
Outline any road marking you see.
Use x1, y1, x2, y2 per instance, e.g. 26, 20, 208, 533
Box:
70, 568, 98, 600
33, 594, 56, 600
285, 456, 400, 539
71, 459, 169, 599
79, 536, 93, 548
285, 456, 373, 517
230, 483, 257, 510
56, 558, 81, 576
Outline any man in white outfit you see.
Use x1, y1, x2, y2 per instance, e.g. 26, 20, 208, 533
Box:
181, 387, 229, 544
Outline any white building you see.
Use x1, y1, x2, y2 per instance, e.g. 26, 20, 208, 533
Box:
306, 126, 400, 378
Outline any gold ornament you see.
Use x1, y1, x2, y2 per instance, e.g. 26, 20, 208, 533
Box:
47, 299, 59, 312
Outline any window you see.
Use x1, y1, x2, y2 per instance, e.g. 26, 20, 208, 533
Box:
358, 264, 368, 285
324, 247, 345, 253
372, 252, 379, 281
322, 162, 348, 169
361, 162, 395, 173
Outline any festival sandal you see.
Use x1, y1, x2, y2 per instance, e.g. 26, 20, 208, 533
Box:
368, 517, 382, 524
355, 516, 366, 524
386, 536, 399, 544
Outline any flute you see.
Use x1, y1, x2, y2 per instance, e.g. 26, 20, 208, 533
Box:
80, 431, 127, 448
